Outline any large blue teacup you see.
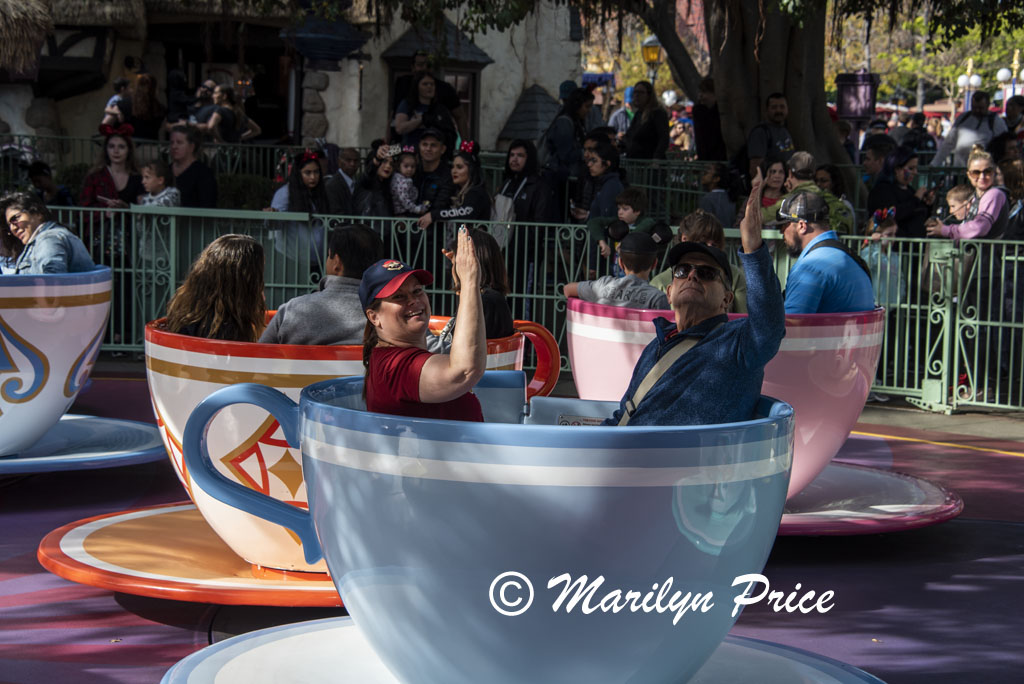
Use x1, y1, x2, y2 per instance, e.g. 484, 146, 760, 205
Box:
183, 374, 794, 684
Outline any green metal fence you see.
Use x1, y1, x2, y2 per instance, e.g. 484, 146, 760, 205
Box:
40, 205, 1024, 414
0, 133, 308, 185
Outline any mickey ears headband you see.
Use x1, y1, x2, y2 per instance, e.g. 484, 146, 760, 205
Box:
459, 140, 478, 155
872, 206, 896, 226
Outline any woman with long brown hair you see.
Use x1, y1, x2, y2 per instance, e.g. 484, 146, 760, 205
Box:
79, 126, 143, 210
195, 84, 260, 143
623, 80, 669, 160
122, 73, 166, 140
164, 234, 266, 342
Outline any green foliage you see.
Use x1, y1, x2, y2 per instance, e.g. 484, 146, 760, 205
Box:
874, 21, 1024, 103
217, 174, 275, 210
237, 0, 1024, 44
829, 0, 1024, 44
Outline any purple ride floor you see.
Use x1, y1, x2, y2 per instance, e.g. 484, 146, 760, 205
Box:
1, 376, 1022, 683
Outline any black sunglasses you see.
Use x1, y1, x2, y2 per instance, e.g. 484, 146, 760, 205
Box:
672, 263, 722, 283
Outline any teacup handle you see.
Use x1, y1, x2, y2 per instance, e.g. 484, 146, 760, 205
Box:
514, 320, 561, 400
182, 383, 323, 564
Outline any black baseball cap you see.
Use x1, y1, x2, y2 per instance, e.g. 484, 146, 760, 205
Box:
419, 128, 445, 143
777, 191, 830, 225
666, 242, 732, 283
359, 259, 433, 311
604, 220, 630, 243
618, 231, 659, 255
648, 221, 674, 247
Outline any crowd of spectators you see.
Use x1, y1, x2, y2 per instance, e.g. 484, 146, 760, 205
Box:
3, 68, 1022, 408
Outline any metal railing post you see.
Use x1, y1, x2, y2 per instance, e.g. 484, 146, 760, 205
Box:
906, 240, 957, 414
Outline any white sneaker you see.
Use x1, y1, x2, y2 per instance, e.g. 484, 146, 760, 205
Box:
867, 392, 890, 403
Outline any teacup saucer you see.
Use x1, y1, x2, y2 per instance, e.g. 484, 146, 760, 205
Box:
37, 502, 343, 607
162, 616, 886, 684
0, 414, 165, 474
779, 462, 963, 536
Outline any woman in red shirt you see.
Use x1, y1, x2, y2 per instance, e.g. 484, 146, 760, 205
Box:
360, 226, 486, 421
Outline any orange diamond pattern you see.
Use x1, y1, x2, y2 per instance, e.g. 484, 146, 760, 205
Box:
268, 449, 304, 498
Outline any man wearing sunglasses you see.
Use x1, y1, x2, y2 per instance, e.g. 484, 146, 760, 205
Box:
605, 169, 785, 427
777, 191, 874, 315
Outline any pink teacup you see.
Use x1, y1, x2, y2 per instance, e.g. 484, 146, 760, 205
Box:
567, 298, 884, 498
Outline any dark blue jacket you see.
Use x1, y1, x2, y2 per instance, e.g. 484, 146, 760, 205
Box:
604, 244, 785, 426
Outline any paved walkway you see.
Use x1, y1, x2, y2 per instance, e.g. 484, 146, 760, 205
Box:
859, 401, 1024, 445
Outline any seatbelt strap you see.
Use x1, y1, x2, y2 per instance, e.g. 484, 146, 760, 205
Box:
805, 239, 872, 280
617, 324, 721, 427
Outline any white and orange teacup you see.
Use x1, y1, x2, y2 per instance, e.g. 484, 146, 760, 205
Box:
567, 298, 884, 498
0, 267, 111, 456
144, 314, 560, 574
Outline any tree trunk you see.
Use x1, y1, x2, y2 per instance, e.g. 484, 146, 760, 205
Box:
642, 0, 703, 102
687, 0, 850, 170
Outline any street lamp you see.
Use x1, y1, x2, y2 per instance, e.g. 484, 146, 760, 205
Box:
641, 35, 663, 85
997, 50, 1021, 112
957, 58, 977, 114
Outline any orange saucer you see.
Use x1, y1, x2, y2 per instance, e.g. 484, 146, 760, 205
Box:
37, 502, 343, 607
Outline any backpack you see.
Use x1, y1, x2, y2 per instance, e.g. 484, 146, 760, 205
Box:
903, 127, 937, 165
489, 177, 528, 249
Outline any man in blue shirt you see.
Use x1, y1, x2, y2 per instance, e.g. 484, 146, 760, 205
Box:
778, 191, 875, 314
605, 169, 786, 427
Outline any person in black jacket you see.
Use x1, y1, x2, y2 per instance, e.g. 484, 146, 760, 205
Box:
540, 87, 592, 222
168, 125, 217, 208
690, 77, 727, 161
500, 140, 554, 225
440, 142, 491, 227
325, 147, 360, 216
354, 146, 395, 220
623, 80, 669, 160
499, 140, 554, 316
867, 145, 935, 238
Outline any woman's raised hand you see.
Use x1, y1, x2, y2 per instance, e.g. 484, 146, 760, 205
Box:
453, 225, 480, 291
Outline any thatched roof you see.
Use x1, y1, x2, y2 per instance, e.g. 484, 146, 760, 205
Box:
145, 0, 295, 25
0, 0, 53, 74
53, 0, 147, 39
